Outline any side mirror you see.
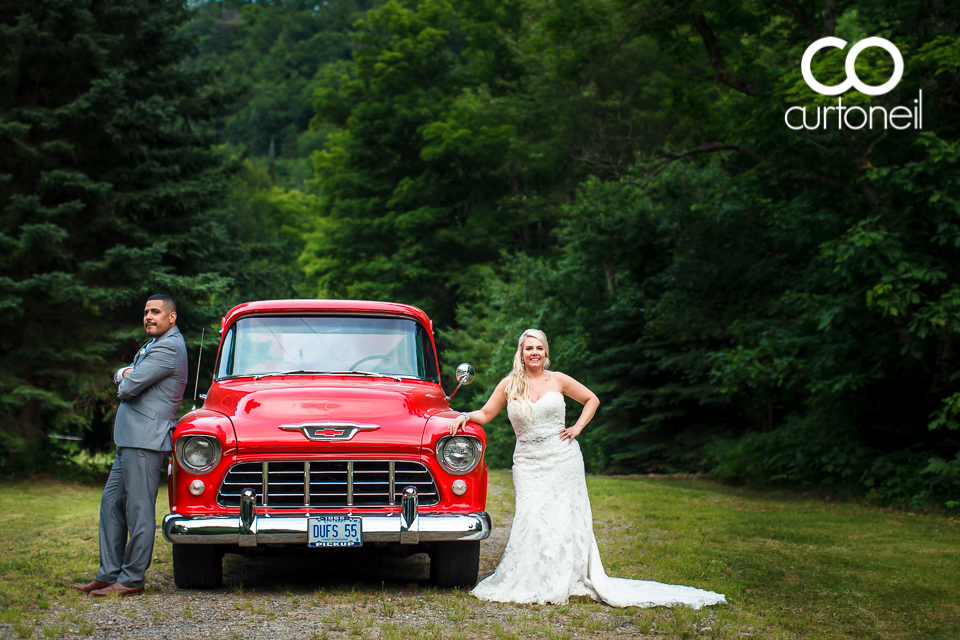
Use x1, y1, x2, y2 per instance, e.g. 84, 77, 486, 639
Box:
446, 363, 475, 400
455, 363, 475, 385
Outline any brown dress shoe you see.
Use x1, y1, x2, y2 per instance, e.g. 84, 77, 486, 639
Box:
73, 580, 112, 594
90, 582, 144, 598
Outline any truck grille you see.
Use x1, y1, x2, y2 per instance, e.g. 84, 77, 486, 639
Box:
217, 460, 439, 508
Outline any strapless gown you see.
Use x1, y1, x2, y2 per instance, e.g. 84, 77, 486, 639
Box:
471, 391, 726, 608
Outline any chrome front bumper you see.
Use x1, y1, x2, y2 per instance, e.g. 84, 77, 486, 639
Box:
163, 487, 491, 547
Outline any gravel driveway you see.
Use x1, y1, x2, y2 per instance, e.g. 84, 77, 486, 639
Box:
5, 476, 727, 640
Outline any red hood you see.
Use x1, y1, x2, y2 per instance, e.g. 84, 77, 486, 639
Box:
202, 376, 449, 455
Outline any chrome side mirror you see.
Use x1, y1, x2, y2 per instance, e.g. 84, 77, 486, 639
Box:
456, 363, 475, 385
446, 363, 475, 400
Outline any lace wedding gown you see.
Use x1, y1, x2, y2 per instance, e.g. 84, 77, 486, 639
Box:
471, 391, 726, 608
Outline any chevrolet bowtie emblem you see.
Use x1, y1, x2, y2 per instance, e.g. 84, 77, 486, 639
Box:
278, 421, 380, 441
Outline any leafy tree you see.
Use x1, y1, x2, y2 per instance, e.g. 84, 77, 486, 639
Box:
443, 0, 960, 505
183, 0, 371, 187
301, 0, 532, 325
180, 1, 378, 316
301, 0, 680, 329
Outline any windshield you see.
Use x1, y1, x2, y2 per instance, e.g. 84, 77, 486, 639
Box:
215, 315, 438, 381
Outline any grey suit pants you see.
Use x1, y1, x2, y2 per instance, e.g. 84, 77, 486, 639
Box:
95, 447, 167, 588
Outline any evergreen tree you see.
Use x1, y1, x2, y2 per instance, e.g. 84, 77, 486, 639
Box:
0, 0, 238, 464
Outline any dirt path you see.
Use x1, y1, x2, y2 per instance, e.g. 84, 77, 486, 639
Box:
12, 474, 731, 640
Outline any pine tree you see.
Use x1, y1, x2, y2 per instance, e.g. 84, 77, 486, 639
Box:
0, 0, 237, 463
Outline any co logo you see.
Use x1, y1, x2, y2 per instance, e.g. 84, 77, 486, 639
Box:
801, 37, 903, 96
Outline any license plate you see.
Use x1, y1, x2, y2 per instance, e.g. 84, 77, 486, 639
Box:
308, 516, 362, 547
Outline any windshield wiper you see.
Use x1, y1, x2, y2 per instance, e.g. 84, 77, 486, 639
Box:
253, 369, 332, 381
326, 370, 402, 382
325, 370, 377, 377
251, 369, 404, 382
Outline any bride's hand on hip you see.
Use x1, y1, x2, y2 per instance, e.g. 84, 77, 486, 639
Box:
559, 423, 584, 443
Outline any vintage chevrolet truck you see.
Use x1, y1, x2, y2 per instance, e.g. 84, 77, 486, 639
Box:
162, 299, 489, 588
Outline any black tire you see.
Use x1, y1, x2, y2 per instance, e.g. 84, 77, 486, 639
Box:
172, 544, 223, 589
429, 541, 480, 588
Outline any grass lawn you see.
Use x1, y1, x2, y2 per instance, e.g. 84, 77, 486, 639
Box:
0, 471, 956, 639
585, 475, 959, 640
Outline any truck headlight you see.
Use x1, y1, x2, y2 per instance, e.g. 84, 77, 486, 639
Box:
176, 436, 222, 474
436, 435, 482, 475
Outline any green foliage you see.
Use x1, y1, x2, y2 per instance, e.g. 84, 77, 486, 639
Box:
301, 0, 531, 325
5, 0, 959, 506
437, 0, 960, 507
183, 0, 367, 172
178, 0, 368, 327
0, 0, 256, 466
217, 149, 321, 300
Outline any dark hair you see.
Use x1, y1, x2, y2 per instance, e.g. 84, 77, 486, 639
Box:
146, 293, 177, 313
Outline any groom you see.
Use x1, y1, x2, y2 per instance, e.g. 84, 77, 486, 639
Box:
74, 294, 188, 597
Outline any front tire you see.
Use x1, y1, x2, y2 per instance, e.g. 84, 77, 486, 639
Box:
429, 541, 480, 588
172, 544, 223, 589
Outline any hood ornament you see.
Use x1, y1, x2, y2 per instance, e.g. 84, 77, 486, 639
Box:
278, 421, 380, 441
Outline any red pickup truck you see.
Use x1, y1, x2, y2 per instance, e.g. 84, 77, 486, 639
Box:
163, 300, 489, 588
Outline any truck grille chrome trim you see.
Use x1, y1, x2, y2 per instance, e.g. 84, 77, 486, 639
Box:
261, 461, 269, 506
239, 488, 257, 547
164, 511, 492, 545
388, 461, 395, 505
278, 421, 380, 441
303, 461, 310, 507
399, 486, 419, 544
347, 461, 354, 506
217, 460, 440, 508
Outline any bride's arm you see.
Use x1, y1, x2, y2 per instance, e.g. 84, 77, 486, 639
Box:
448, 377, 509, 435
557, 372, 600, 442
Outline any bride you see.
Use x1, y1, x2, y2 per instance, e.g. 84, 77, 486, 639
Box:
448, 329, 726, 608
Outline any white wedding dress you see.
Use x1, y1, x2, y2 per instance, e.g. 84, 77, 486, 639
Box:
471, 391, 726, 608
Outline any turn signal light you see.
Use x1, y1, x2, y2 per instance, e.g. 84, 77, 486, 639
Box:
188, 479, 205, 496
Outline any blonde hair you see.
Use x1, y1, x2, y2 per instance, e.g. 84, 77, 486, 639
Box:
504, 328, 551, 406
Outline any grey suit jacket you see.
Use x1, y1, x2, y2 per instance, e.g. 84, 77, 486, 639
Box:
114, 325, 188, 452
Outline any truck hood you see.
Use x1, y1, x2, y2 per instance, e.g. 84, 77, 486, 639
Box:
203, 377, 449, 455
